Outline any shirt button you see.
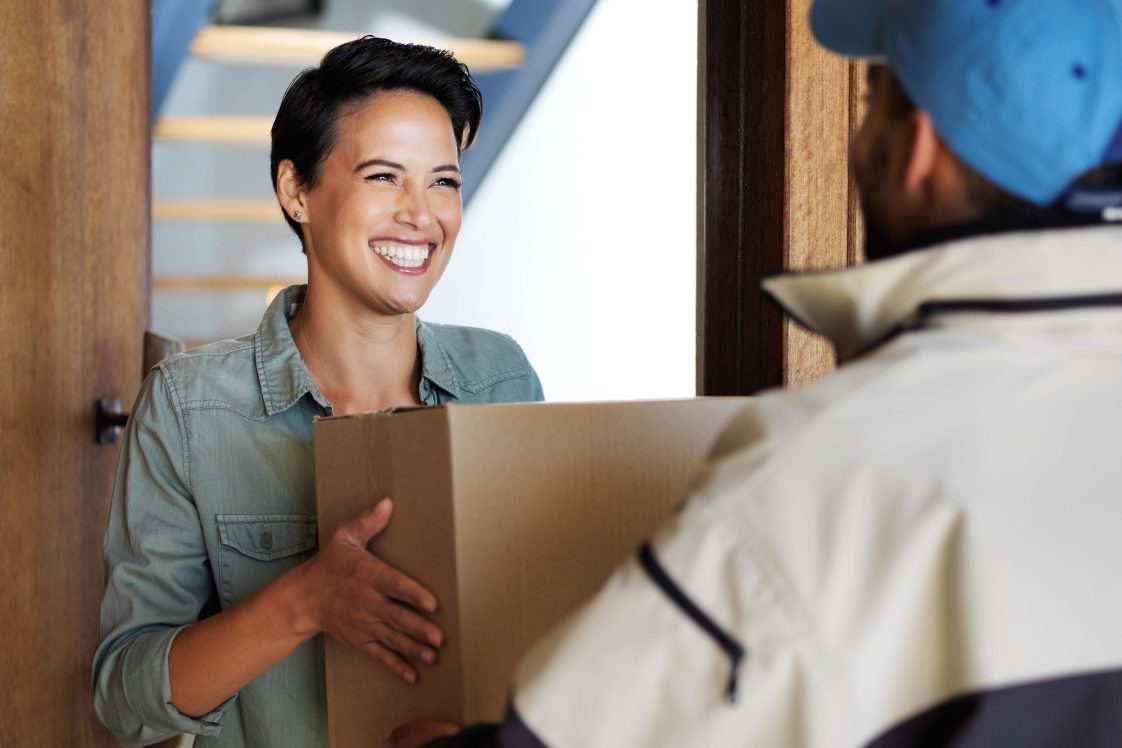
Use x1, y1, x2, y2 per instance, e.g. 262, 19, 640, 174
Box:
260, 531, 273, 550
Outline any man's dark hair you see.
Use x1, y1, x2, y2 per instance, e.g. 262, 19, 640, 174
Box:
270, 36, 483, 248
884, 70, 1122, 223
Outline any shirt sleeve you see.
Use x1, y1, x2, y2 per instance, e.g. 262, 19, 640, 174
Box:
526, 364, 545, 402
92, 367, 236, 745
508, 336, 544, 402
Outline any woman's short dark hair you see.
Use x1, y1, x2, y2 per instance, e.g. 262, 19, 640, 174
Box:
270, 36, 483, 247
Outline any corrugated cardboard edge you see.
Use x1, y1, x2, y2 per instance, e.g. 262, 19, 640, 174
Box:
314, 409, 465, 748
440, 398, 755, 721
314, 398, 756, 742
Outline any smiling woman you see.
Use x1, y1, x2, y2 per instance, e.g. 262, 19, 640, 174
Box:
280, 91, 463, 333
93, 37, 543, 748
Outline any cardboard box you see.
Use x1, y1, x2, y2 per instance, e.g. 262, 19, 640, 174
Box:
313, 398, 751, 747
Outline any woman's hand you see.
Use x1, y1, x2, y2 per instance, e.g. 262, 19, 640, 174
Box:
387, 718, 461, 748
297, 498, 445, 683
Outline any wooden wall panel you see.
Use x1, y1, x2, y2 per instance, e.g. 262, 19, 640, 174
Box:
782, 0, 862, 388
699, 0, 865, 394
0, 1, 149, 746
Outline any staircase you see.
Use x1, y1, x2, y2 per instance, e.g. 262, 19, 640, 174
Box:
151, 0, 597, 347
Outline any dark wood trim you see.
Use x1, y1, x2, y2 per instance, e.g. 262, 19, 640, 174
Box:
698, 0, 787, 395
698, 0, 863, 394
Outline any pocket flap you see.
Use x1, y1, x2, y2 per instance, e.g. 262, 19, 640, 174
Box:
216, 514, 317, 562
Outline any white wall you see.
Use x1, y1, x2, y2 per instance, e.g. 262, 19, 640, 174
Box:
423, 0, 698, 401
152, 0, 697, 402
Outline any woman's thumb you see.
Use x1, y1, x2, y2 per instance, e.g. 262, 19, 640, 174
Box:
350, 497, 394, 542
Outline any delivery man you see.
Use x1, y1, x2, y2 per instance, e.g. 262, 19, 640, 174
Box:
391, 0, 1122, 745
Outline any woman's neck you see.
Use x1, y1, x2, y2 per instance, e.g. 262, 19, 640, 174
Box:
288, 286, 423, 415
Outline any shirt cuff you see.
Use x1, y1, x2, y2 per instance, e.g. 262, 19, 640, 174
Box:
121, 625, 238, 737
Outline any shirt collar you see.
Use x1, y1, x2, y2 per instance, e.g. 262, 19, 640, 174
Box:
763, 225, 1122, 363
415, 317, 462, 399
254, 285, 463, 414
254, 285, 329, 416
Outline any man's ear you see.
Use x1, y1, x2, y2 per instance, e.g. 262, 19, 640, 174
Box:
902, 110, 940, 195
276, 160, 308, 223
903, 110, 978, 224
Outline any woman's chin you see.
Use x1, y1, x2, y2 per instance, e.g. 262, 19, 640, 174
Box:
379, 293, 431, 317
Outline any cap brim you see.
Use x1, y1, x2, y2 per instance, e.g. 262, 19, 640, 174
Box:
810, 0, 890, 58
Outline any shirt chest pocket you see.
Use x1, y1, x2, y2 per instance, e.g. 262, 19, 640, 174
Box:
216, 514, 317, 607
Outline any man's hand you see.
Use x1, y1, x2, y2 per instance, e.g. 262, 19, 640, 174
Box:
298, 498, 444, 683
387, 718, 461, 748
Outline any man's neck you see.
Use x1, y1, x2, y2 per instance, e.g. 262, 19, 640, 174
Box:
886, 211, 1109, 257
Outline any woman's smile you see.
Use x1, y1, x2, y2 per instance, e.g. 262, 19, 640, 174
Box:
370, 240, 437, 274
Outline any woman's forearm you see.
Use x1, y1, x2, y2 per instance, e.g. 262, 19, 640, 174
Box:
168, 501, 444, 717
168, 563, 318, 717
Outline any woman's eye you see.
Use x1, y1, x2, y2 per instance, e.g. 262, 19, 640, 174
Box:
365, 172, 397, 183
434, 177, 462, 190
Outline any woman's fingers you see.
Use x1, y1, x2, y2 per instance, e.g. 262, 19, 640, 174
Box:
342, 566, 444, 648
360, 640, 418, 684
373, 560, 439, 615
387, 718, 461, 748
370, 622, 439, 666
310, 501, 446, 682
376, 598, 444, 648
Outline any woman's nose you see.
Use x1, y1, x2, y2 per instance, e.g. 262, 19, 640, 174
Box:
395, 185, 434, 229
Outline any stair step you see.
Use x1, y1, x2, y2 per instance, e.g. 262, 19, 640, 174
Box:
154, 276, 303, 292
155, 116, 273, 145
191, 25, 525, 71
154, 200, 283, 224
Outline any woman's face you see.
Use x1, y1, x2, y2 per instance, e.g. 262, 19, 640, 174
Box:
299, 90, 463, 317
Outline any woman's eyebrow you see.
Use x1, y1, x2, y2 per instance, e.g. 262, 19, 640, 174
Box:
352, 159, 460, 175
353, 158, 403, 173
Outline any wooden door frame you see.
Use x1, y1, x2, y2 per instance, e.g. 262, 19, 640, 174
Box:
697, 0, 864, 395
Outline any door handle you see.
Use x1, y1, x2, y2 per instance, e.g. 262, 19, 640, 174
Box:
95, 330, 185, 444
96, 398, 129, 445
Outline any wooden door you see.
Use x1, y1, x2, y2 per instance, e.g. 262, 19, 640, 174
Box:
0, 1, 150, 745
699, 0, 865, 394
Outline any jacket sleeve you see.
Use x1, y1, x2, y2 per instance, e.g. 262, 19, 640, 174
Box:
91, 368, 235, 745
458, 496, 783, 748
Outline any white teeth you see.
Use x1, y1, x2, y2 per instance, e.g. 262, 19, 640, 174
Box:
373, 243, 431, 269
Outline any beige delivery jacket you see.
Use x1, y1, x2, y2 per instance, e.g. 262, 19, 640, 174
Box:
465, 225, 1122, 748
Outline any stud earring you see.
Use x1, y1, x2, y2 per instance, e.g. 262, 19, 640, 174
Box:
294, 210, 303, 220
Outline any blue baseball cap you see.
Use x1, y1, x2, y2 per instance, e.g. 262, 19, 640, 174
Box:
811, 0, 1122, 207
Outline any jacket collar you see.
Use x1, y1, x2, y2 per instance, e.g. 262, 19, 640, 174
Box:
254, 285, 463, 416
763, 225, 1122, 363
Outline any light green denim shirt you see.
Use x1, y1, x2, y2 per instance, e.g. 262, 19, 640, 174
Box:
93, 285, 544, 747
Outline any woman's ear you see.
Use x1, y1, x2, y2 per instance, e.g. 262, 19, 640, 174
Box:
276, 160, 308, 223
